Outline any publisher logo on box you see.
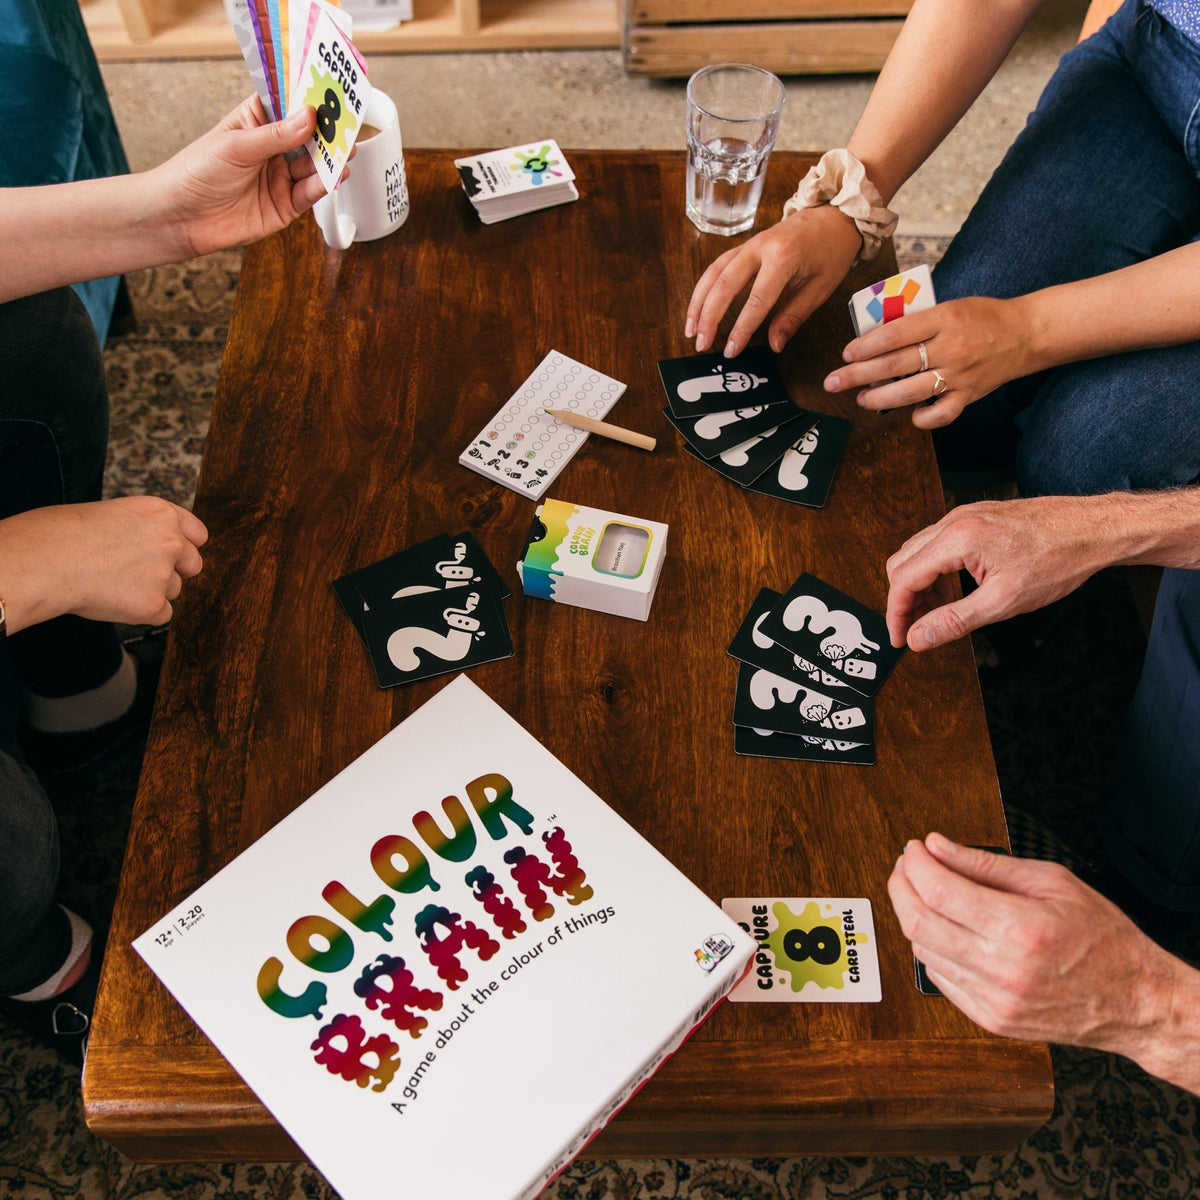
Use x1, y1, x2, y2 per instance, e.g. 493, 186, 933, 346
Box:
694, 933, 734, 972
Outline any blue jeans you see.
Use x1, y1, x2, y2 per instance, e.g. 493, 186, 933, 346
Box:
932, 0, 1200, 496
933, 0, 1200, 910
0, 287, 117, 992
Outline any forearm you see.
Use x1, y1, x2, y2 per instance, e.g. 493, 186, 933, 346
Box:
1041, 490, 1200, 575
1117, 951, 1200, 1097
1014, 243, 1200, 376
846, 0, 1042, 204
0, 516, 68, 633
0, 169, 184, 304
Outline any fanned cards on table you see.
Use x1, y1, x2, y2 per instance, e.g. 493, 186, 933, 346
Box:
658, 348, 851, 509
333, 532, 514, 686
459, 350, 626, 499
455, 140, 578, 224
135, 676, 754, 1200
227, 0, 370, 195
726, 577, 906, 765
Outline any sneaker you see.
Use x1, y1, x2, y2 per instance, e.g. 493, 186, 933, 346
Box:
17, 628, 166, 778
0, 944, 100, 1069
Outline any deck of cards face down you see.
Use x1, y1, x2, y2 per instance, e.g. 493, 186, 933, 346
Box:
727, 574, 905, 765
333, 533, 514, 686
658, 348, 851, 508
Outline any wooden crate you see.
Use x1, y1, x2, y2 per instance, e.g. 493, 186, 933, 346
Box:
624, 0, 911, 76
79, 0, 621, 60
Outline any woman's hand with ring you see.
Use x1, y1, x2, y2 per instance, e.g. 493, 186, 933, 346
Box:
822, 296, 1035, 430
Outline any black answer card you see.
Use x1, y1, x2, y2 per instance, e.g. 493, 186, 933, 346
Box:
361, 584, 514, 688
334, 532, 509, 643
744, 413, 852, 509
663, 402, 799, 460
658, 346, 791, 418
732, 661, 874, 742
734, 723, 874, 765
727, 588, 865, 698
683, 411, 815, 486
757, 573, 905, 697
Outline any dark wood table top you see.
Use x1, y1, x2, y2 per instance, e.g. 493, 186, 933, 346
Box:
82, 149, 1053, 1162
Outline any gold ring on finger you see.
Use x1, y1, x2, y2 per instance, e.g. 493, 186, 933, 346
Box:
931, 370, 948, 397
916, 341, 929, 372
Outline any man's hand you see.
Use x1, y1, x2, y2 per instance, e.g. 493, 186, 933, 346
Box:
149, 96, 328, 260
685, 205, 861, 358
0, 497, 209, 632
884, 495, 1116, 650
887, 835, 1173, 1056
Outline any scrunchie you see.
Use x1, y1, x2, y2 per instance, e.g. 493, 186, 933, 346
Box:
782, 148, 898, 263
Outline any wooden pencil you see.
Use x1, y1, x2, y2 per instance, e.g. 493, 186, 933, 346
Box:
543, 408, 656, 452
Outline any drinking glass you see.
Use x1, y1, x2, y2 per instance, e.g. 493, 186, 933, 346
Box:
685, 63, 786, 236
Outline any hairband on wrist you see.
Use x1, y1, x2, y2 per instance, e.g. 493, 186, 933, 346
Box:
782, 148, 898, 263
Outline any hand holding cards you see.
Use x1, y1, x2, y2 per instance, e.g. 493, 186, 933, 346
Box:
228, 0, 372, 197
333, 533, 513, 686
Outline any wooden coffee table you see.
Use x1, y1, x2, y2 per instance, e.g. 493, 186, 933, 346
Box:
82, 150, 1053, 1161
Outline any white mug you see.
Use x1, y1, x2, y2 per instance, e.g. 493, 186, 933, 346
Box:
313, 88, 409, 248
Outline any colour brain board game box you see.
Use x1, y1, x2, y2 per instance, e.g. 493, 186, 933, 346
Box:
135, 676, 751, 1200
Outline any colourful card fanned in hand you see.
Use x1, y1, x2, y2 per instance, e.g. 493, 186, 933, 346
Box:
228, 0, 370, 195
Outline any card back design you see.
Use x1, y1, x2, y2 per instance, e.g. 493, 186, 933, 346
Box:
734, 724, 874, 765
848, 265, 936, 337
459, 351, 626, 499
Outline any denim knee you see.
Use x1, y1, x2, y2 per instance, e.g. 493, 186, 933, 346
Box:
0, 751, 60, 978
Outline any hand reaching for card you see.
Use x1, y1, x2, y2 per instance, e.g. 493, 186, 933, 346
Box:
685, 205, 862, 358
823, 295, 1034, 430
887, 835, 1188, 1066
884, 496, 1117, 651
149, 96, 329, 261
0, 496, 208, 632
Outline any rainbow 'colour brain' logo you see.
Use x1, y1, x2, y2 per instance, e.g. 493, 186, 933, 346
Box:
512, 144, 562, 187
865, 272, 923, 326
764, 901, 866, 992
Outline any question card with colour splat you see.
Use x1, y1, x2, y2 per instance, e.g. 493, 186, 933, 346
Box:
134, 676, 753, 1200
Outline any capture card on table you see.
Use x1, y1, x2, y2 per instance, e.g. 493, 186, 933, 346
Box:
722, 898, 881, 1002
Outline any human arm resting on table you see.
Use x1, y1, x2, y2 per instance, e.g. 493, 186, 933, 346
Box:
0, 97, 324, 305
888, 834, 1200, 1098
885, 488, 1200, 650
685, 0, 1044, 358
825, 241, 1200, 429
0, 498, 208, 632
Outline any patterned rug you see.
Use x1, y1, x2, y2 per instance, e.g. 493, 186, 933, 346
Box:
3, 236, 1197, 1200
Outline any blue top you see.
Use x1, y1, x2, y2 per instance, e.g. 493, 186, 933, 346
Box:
1152, 0, 1200, 43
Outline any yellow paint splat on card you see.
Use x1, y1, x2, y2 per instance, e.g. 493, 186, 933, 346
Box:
721, 897, 882, 1002
290, 6, 370, 194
